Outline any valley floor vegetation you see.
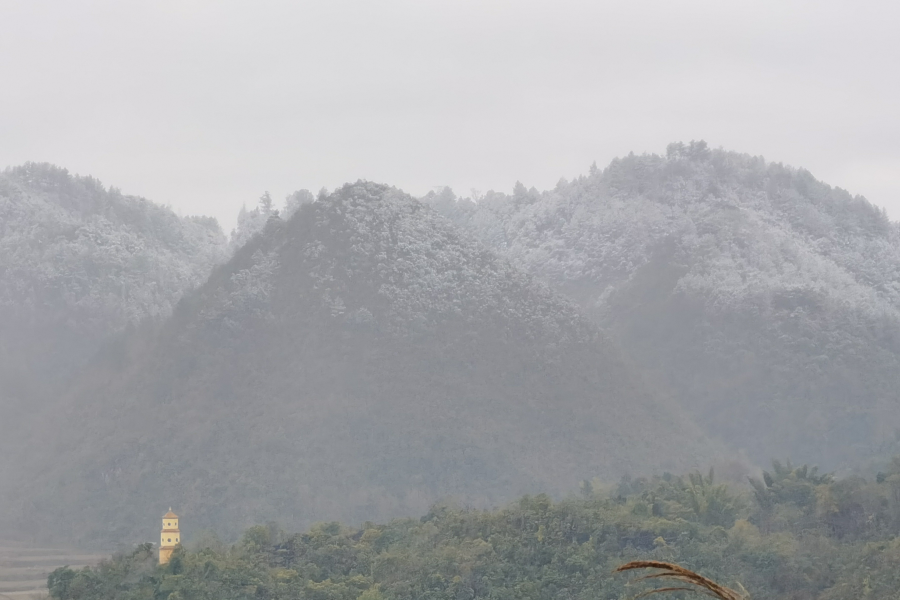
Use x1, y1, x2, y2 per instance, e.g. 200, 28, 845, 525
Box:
47, 459, 900, 600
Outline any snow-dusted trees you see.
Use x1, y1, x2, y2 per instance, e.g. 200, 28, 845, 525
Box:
231, 191, 280, 251
426, 145, 900, 467
230, 189, 316, 252
283, 189, 314, 218
0, 163, 228, 336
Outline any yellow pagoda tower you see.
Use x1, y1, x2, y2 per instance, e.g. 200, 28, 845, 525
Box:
159, 508, 181, 564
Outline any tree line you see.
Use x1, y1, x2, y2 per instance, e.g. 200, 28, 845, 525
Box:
47, 458, 900, 600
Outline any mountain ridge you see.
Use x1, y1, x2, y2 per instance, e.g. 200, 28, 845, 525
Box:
0, 163, 230, 502
2, 181, 719, 547
427, 141, 900, 467
0, 162, 229, 383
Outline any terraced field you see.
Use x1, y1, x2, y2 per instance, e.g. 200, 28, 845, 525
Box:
0, 542, 105, 599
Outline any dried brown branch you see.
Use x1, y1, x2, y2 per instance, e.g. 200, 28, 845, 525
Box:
616, 560, 748, 600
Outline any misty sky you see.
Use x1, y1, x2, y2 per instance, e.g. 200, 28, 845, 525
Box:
2, 0, 898, 230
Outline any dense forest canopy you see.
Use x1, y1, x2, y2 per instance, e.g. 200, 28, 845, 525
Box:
428, 142, 900, 468
0, 162, 228, 400
0, 163, 228, 338
46, 459, 900, 600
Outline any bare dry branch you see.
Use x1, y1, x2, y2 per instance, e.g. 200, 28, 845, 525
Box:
616, 560, 748, 600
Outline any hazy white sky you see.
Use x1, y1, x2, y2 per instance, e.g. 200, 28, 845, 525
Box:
1, 0, 898, 230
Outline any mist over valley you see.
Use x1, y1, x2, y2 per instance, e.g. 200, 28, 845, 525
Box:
2, 3, 900, 597
2, 145, 900, 551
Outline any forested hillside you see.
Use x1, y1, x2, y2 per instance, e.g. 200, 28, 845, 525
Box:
428, 142, 900, 468
0, 163, 228, 507
0, 163, 228, 380
2, 182, 719, 547
46, 459, 900, 600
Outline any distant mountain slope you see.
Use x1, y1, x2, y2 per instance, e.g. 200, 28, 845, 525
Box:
0, 163, 227, 380
428, 142, 900, 468
4, 182, 718, 547
0, 163, 228, 505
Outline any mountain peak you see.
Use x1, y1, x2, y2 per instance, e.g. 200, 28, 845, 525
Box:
4, 183, 719, 546
429, 146, 900, 468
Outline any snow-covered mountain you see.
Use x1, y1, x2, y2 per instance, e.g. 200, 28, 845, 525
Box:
429, 142, 900, 467
2, 182, 719, 546
0, 163, 228, 486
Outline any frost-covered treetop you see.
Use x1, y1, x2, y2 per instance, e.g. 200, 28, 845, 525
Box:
0, 162, 228, 332
429, 142, 900, 322
201, 181, 599, 355
427, 143, 900, 466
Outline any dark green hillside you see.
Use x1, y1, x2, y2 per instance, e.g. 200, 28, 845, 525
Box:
4, 182, 718, 547
428, 142, 900, 468
45, 459, 900, 600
